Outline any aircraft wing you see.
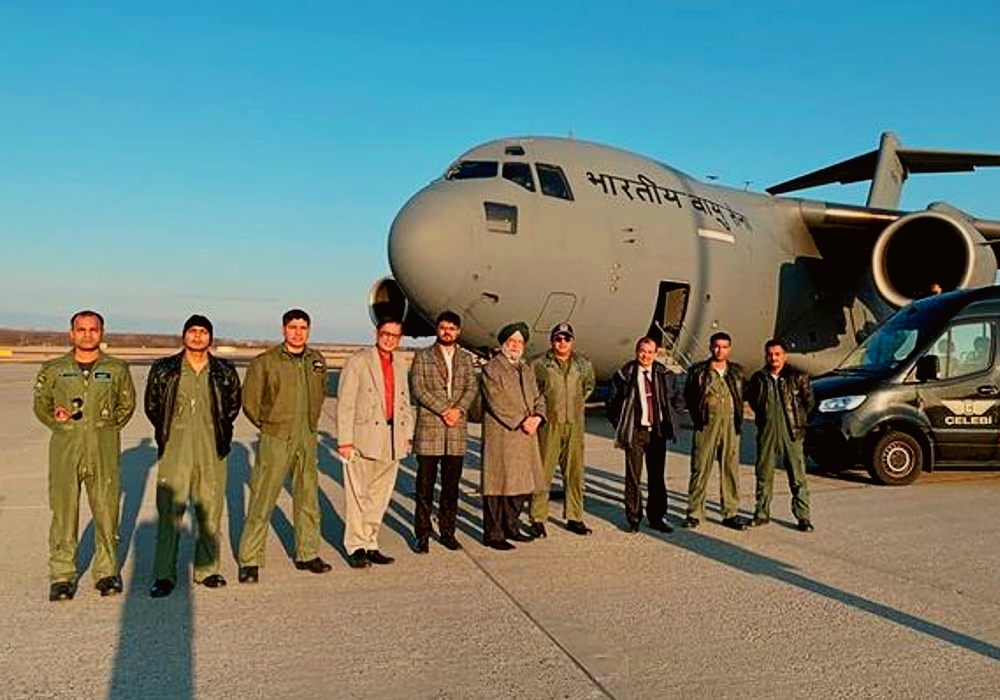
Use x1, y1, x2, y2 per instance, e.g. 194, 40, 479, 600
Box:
768, 149, 1000, 195
795, 200, 1000, 242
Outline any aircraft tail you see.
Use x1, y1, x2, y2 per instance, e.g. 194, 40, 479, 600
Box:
767, 132, 1000, 209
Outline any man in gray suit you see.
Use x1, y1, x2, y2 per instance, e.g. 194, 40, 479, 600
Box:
409, 311, 478, 553
336, 318, 414, 568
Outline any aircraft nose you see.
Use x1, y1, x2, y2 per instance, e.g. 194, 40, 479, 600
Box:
388, 186, 476, 313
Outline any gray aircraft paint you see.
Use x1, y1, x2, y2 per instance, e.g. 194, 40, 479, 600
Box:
378, 134, 1000, 380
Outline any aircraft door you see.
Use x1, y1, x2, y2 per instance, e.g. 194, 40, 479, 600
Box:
648, 281, 690, 361
916, 320, 1000, 463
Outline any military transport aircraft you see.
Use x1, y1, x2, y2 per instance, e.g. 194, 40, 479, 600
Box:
369, 132, 1000, 379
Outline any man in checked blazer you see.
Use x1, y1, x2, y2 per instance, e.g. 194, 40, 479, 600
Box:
409, 311, 478, 553
336, 317, 414, 568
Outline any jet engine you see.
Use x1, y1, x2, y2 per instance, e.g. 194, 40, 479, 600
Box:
367, 277, 435, 336
871, 209, 997, 308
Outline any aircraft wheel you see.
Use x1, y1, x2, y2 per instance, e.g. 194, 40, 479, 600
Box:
868, 430, 923, 485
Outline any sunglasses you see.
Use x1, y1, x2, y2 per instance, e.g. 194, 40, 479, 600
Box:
552, 334, 572, 342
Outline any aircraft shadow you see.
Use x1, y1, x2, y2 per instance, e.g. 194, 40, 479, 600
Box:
578, 464, 1000, 663
106, 521, 194, 700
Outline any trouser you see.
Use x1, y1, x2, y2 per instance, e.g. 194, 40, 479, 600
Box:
531, 421, 586, 523
343, 454, 399, 554
414, 454, 464, 541
755, 432, 810, 521
687, 417, 740, 520
153, 458, 226, 584
623, 426, 667, 526
48, 453, 121, 583
238, 433, 320, 566
482, 494, 529, 543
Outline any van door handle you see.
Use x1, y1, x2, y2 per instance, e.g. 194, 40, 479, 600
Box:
977, 385, 998, 396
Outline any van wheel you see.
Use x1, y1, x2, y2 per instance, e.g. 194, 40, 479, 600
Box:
868, 430, 923, 485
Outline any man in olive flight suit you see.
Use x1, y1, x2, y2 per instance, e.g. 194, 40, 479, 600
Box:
529, 322, 596, 538
682, 331, 747, 531
144, 315, 242, 598
237, 309, 331, 583
33, 310, 136, 601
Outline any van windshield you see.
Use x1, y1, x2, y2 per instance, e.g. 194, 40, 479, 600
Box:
836, 295, 966, 374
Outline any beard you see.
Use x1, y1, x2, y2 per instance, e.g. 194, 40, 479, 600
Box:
501, 347, 524, 363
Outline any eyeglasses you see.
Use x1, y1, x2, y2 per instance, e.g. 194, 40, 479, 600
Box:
552, 335, 572, 343
378, 331, 402, 339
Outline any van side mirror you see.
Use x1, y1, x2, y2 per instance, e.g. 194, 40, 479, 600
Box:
915, 355, 940, 382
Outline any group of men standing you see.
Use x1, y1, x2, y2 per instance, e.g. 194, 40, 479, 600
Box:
33, 307, 814, 603
608, 331, 816, 536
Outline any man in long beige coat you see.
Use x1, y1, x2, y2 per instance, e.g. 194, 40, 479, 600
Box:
337, 318, 414, 568
481, 322, 546, 550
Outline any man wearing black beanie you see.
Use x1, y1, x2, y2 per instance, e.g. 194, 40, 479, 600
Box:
144, 314, 242, 597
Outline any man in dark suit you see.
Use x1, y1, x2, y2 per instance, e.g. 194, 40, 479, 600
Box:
607, 336, 676, 533
409, 311, 478, 553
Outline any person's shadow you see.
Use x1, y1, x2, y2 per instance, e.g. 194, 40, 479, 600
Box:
225, 441, 253, 561
106, 520, 194, 700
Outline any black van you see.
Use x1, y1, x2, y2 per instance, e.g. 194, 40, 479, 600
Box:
806, 286, 1000, 485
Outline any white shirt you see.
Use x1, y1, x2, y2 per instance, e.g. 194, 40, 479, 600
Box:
440, 344, 455, 399
637, 365, 654, 427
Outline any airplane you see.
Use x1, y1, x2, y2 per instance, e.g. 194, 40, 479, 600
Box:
369, 132, 1000, 380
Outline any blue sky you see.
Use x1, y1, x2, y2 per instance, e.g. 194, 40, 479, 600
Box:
3, 1, 999, 341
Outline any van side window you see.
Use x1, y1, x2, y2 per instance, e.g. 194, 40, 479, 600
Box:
927, 321, 994, 380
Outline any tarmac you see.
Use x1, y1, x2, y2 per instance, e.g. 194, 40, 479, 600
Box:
3, 362, 1000, 700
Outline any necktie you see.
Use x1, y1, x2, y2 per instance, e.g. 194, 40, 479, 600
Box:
643, 370, 657, 426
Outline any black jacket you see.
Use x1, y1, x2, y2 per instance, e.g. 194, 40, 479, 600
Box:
607, 359, 676, 449
683, 360, 745, 432
745, 364, 814, 441
144, 352, 242, 459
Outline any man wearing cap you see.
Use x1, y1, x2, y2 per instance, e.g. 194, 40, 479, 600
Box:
607, 336, 676, 533
238, 309, 331, 583
409, 311, 478, 553
480, 322, 546, 550
143, 315, 242, 597
33, 310, 136, 601
529, 323, 595, 538
682, 332, 747, 531
337, 318, 414, 567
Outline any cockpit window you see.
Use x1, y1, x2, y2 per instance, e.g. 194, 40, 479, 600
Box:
502, 162, 535, 191
536, 163, 574, 200
445, 160, 498, 180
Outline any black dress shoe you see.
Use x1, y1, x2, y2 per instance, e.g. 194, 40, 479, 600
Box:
199, 574, 227, 588
238, 566, 259, 583
627, 521, 640, 533
439, 535, 462, 551
797, 519, 815, 532
347, 549, 371, 568
681, 516, 700, 529
648, 520, 674, 533
530, 522, 548, 539
485, 540, 516, 550
508, 531, 534, 543
749, 516, 770, 528
414, 538, 429, 554
149, 579, 175, 598
294, 557, 332, 574
95, 575, 123, 597
365, 550, 395, 565
566, 520, 592, 535
721, 516, 748, 531
49, 581, 76, 602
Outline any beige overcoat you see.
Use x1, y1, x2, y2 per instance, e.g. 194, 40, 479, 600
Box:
481, 353, 546, 496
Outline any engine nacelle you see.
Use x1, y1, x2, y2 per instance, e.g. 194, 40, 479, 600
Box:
367, 277, 435, 337
871, 210, 997, 308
